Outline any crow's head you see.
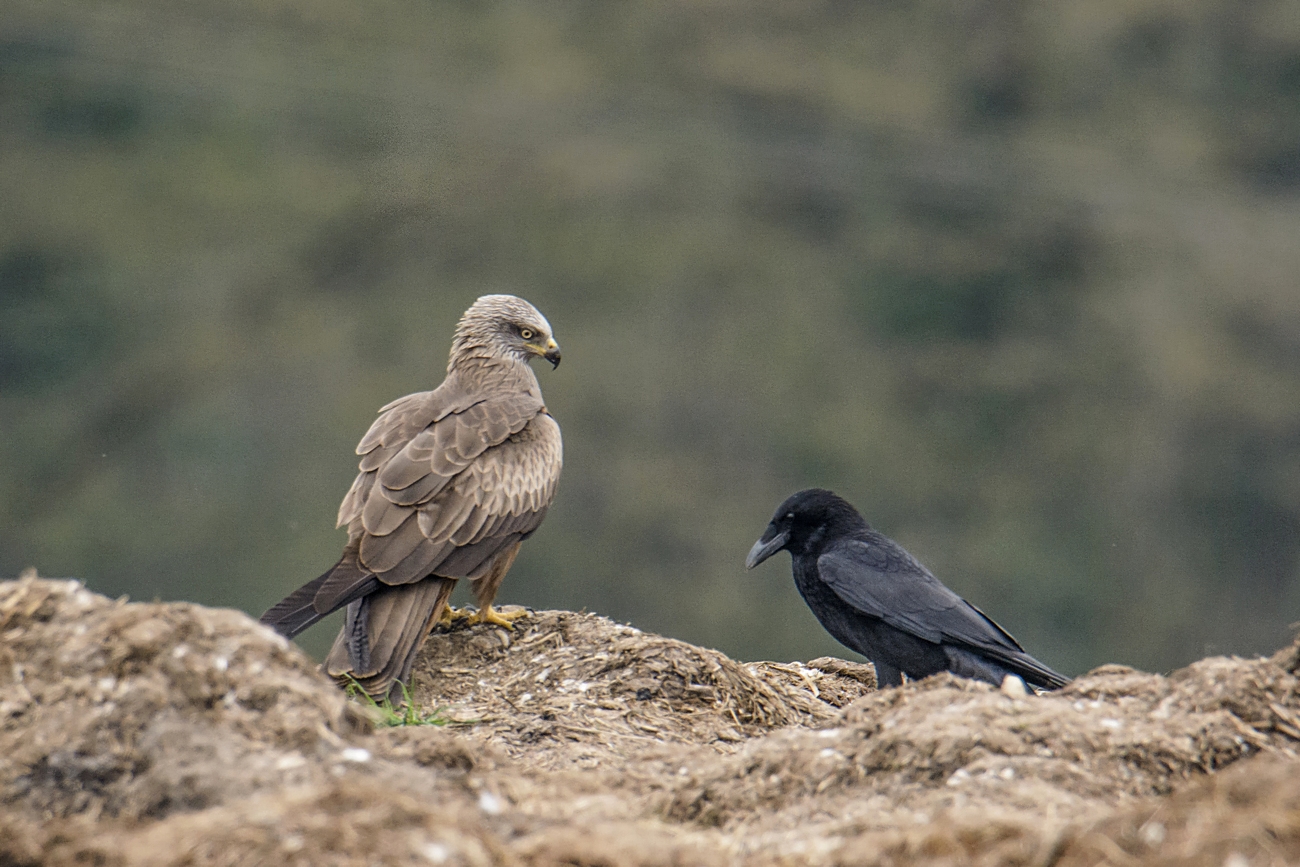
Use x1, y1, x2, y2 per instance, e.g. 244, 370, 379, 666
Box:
745, 488, 870, 568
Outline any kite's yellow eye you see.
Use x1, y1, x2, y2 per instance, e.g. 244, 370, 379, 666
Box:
520, 328, 535, 340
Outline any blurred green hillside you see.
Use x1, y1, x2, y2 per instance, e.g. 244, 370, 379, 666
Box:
3, 0, 1299, 675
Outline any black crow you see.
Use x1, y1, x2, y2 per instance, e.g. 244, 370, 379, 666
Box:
746, 488, 1069, 690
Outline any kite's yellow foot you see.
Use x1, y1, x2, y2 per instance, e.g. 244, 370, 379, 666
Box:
438, 605, 473, 626
467, 605, 528, 629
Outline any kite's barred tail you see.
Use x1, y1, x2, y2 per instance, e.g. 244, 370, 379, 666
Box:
324, 577, 456, 702
258, 566, 335, 639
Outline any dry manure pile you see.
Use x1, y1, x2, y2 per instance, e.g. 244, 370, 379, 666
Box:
1, 575, 1299, 866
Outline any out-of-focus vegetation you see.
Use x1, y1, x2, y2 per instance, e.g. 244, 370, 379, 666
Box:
2, 0, 1299, 675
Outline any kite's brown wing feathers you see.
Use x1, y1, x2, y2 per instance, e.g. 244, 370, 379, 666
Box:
309, 388, 560, 699
354, 412, 559, 586
356, 390, 467, 465
437, 512, 546, 577
357, 511, 427, 574
416, 490, 478, 544
327, 386, 541, 568
336, 471, 375, 528
341, 400, 557, 587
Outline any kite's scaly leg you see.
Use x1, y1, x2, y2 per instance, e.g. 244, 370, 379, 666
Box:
468, 542, 525, 630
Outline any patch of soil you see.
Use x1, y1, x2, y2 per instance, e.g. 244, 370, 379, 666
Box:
409, 609, 876, 765
2, 575, 1299, 866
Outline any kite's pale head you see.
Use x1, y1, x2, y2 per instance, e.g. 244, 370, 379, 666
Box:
453, 294, 561, 370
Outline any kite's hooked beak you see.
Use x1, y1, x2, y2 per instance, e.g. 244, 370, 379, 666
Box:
542, 337, 561, 369
746, 528, 790, 569
526, 336, 562, 368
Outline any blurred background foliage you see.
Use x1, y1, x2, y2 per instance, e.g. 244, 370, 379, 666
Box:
3, 0, 1300, 676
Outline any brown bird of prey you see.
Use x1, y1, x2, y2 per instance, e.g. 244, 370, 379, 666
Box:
260, 294, 562, 700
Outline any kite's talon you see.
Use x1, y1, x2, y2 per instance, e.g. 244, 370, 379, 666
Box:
467, 605, 528, 629
439, 605, 473, 626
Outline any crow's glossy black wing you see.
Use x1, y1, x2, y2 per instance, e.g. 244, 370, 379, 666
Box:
816, 537, 1026, 654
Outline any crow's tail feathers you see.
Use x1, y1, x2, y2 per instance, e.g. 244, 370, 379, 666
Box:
999, 650, 1071, 691
1018, 656, 1071, 691
946, 645, 1071, 692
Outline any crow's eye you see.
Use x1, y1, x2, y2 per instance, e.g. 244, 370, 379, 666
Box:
519, 327, 535, 340
784, 512, 794, 521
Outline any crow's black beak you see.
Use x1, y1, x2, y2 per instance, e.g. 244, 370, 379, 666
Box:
745, 529, 789, 569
